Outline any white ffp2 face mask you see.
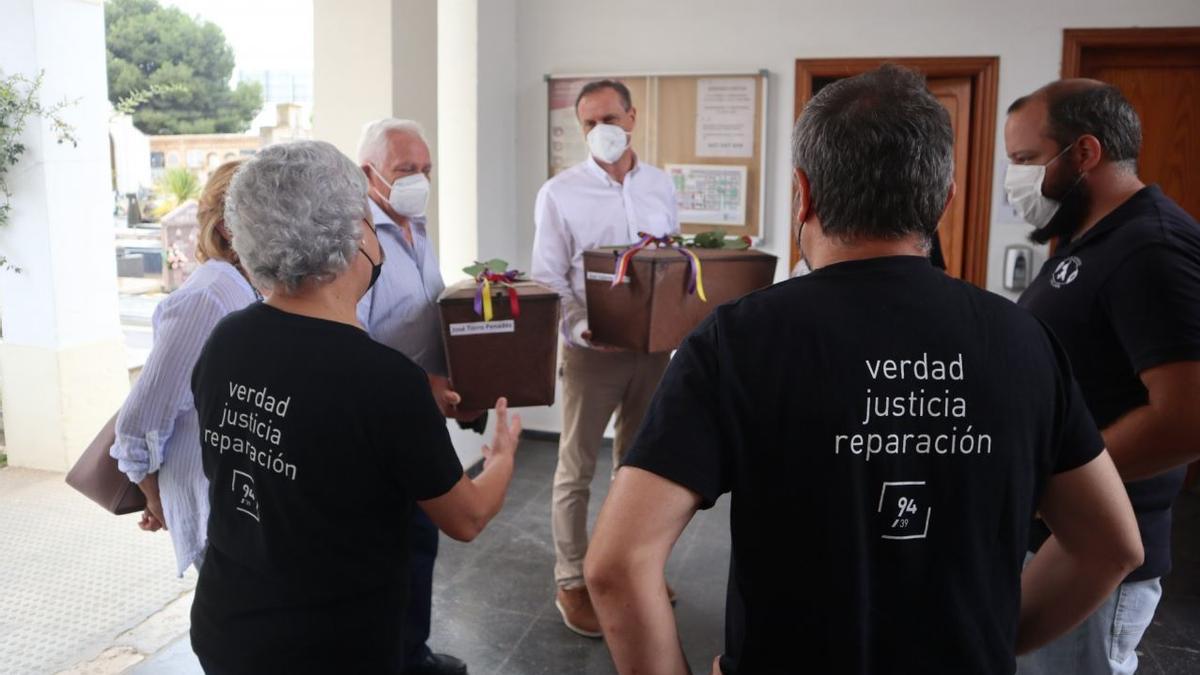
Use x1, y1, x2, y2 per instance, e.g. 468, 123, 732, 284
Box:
586, 123, 630, 164
1003, 144, 1073, 228
1004, 164, 1061, 228
372, 167, 430, 218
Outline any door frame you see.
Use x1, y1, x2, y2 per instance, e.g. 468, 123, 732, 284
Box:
1063, 27, 1200, 77
792, 57, 999, 287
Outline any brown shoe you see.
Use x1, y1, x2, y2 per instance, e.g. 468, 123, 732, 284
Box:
555, 586, 603, 638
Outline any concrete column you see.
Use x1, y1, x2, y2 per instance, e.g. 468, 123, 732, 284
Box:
474, 0, 519, 268
436, 0, 519, 280
393, 0, 440, 253
0, 0, 129, 471
312, 0, 395, 158
313, 0, 528, 463
313, 0, 441, 249
436, 0, 478, 280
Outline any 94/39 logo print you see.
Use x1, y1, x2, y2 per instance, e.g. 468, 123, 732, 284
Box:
877, 481, 931, 540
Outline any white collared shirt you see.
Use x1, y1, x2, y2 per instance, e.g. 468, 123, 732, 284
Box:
531, 155, 679, 347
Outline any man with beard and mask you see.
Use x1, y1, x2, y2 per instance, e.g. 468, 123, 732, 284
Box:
356, 119, 482, 675
531, 79, 680, 638
1006, 80, 1200, 675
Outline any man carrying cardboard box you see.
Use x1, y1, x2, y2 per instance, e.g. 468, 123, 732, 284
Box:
531, 79, 679, 638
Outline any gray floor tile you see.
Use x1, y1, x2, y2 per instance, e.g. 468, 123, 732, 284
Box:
126, 636, 202, 674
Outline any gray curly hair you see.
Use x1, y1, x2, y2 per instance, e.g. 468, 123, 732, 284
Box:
226, 140, 370, 294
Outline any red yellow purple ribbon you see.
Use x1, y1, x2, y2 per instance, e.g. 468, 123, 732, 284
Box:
677, 246, 707, 302
611, 232, 707, 302
473, 268, 523, 322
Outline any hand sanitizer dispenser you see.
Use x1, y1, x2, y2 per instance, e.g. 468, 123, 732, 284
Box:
1004, 245, 1033, 292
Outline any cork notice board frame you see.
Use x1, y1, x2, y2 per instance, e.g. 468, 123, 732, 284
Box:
546, 71, 769, 240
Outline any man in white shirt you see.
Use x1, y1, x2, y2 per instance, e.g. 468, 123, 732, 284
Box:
531, 79, 679, 638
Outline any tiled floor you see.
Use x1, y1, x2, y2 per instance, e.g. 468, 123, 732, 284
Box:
33, 436, 1200, 674
130, 436, 729, 674
0, 468, 195, 675
1141, 480, 1200, 674
424, 436, 729, 675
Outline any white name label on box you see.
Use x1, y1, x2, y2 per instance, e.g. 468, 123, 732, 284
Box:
449, 320, 516, 336
586, 271, 630, 284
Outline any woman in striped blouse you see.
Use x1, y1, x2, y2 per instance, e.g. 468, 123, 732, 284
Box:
110, 160, 260, 576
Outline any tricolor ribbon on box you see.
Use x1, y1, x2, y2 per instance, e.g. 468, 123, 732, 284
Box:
473, 268, 523, 322
612, 232, 708, 302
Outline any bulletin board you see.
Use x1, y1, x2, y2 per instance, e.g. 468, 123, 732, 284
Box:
546, 71, 769, 240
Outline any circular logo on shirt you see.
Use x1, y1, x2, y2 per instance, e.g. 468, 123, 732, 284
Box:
1050, 256, 1082, 288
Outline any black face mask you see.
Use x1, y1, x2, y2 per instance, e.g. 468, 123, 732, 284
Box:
359, 218, 384, 292
359, 247, 383, 291
1029, 176, 1089, 245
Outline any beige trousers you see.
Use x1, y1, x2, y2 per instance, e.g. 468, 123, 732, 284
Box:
552, 345, 671, 589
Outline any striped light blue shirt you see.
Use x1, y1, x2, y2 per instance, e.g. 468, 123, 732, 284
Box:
356, 201, 447, 375
110, 260, 257, 576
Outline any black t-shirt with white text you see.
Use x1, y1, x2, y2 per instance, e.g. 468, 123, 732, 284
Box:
623, 256, 1103, 675
189, 303, 463, 673
1019, 185, 1200, 582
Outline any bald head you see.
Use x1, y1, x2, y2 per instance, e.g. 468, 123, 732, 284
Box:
1008, 79, 1142, 172
1035, 78, 1107, 100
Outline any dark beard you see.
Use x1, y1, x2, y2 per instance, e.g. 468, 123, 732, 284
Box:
1029, 181, 1088, 245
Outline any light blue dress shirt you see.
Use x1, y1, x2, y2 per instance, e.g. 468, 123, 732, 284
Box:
110, 260, 257, 576
356, 200, 448, 375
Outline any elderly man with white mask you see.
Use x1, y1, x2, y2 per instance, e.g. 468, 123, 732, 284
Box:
356, 119, 479, 675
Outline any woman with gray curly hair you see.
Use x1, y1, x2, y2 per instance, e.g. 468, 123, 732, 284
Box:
188, 140, 521, 674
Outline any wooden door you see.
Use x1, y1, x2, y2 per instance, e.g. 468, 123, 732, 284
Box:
928, 77, 971, 278
792, 58, 998, 286
1064, 28, 1200, 221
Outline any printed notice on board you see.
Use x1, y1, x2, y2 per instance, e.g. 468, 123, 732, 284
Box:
666, 164, 748, 226
695, 77, 756, 158
548, 79, 593, 176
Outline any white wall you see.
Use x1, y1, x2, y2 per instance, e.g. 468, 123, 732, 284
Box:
508, 0, 1200, 300
489, 0, 1200, 435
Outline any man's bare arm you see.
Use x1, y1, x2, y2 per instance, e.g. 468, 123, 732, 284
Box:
1104, 361, 1200, 481
419, 399, 520, 541
1018, 450, 1142, 653
585, 466, 701, 675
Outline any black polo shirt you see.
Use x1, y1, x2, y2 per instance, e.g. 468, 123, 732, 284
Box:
1019, 185, 1200, 582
